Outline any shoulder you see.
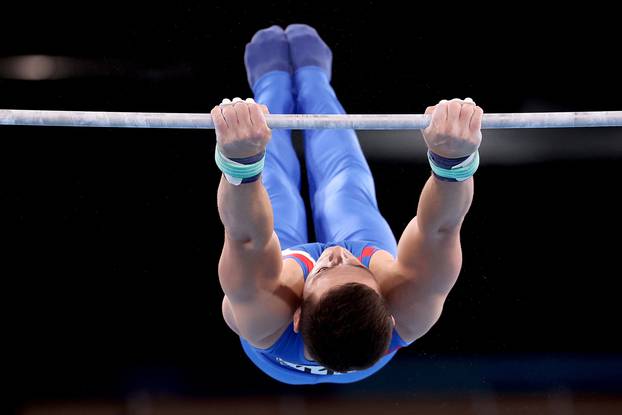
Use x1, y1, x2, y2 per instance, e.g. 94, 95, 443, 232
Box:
368, 248, 397, 291
221, 249, 305, 349
243, 256, 304, 349
369, 248, 432, 345
374, 254, 446, 344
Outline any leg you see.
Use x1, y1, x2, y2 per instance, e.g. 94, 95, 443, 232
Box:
286, 25, 397, 256
296, 68, 397, 255
245, 26, 308, 249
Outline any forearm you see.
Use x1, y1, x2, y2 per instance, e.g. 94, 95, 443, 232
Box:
416, 174, 474, 235
391, 99, 480, 301
217, 174, 274, 247
393, 174, 472, 294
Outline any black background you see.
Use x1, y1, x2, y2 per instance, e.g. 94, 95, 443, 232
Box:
2, 1, 621, 412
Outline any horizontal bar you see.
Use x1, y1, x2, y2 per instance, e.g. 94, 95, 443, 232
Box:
0, 109, 621, 129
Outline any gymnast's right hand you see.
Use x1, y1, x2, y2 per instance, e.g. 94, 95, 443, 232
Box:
212, 97, 271, 159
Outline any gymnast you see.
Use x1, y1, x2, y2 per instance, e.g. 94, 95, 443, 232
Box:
214, 24, 483, 384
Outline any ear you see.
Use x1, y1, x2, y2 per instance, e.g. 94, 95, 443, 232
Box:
293, 306, 302, 333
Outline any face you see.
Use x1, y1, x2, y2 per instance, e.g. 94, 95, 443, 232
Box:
303, 246, 381, 302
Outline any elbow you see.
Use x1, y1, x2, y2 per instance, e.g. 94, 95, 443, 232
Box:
224, 229, 268, 250
421, 220, 463, 239
436, 220, 464, 236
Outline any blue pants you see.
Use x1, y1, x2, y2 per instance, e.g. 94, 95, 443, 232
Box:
255, 67, 397, 257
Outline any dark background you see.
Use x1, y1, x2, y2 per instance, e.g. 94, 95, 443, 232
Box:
2, 2, 621, 414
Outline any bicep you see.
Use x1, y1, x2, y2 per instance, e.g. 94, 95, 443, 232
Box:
222, 289, 295, 347
218, 230, 283, 301
390, 292, 444, 343
394, 216, 463, 298
218, 231, 295, 345
385, 265, 447, 343
386, 217, 463, 342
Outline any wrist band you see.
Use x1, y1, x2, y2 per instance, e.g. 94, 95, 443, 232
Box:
214, 145, 265, 185
427, 150, 480, 182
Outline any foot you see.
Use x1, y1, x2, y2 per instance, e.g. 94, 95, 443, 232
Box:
285, 24, 333, 82
244, 25, 292, 91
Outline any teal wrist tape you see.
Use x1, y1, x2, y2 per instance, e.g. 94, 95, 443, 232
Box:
428, 150, 480, 182
214, 145, 266, 185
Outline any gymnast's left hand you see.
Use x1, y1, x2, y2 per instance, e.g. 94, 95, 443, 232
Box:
212, 97, 272, 159
422, 98, 483, 158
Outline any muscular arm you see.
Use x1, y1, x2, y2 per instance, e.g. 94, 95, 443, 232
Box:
416, 175, 474, 235
217, 171, 273, 248
386, 98, 482, 343
214, 98, 294, 346
217, 175, 282, 298
386, 175, 473, 342
213, 97, 280, 298
396, 175, 473, 296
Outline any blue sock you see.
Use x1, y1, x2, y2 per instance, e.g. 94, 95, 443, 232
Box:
285, 24, 333, 83
244, 25, 292, 91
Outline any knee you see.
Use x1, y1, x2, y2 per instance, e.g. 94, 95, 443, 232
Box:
319, 167, 375, 198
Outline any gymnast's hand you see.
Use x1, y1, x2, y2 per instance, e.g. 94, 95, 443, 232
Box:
212, 97, 271, 159
422, 98, 483, 159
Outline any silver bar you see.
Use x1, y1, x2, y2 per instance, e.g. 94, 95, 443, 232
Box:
0, 109, 621, 129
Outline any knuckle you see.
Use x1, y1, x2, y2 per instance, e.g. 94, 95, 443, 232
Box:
449, 101, 461, 111
463, 106, 475, 114
238, 128, 251, 139
441, 125, 454, 136
449, 125, 461, 137
252, 126, 264, 137
461, 109, 475, 120
461, 104, 474, 114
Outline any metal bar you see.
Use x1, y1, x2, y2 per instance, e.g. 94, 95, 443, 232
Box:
1, 109, 621, 129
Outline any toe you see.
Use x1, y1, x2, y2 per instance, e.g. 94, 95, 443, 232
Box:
285, 23, 319, 37
251, 25, 286, 43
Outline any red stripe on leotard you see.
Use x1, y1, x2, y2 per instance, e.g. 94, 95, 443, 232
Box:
358, 246, 377, 262
283, 253, 315, 274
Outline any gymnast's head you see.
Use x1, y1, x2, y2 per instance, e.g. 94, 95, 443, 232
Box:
293, 246, 395, 373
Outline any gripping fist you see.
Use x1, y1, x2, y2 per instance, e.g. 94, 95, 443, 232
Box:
212, 97, 271, 159
422, 98, 483, 159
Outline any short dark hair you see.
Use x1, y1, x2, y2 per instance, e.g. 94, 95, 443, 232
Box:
299, 281, 393, 373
